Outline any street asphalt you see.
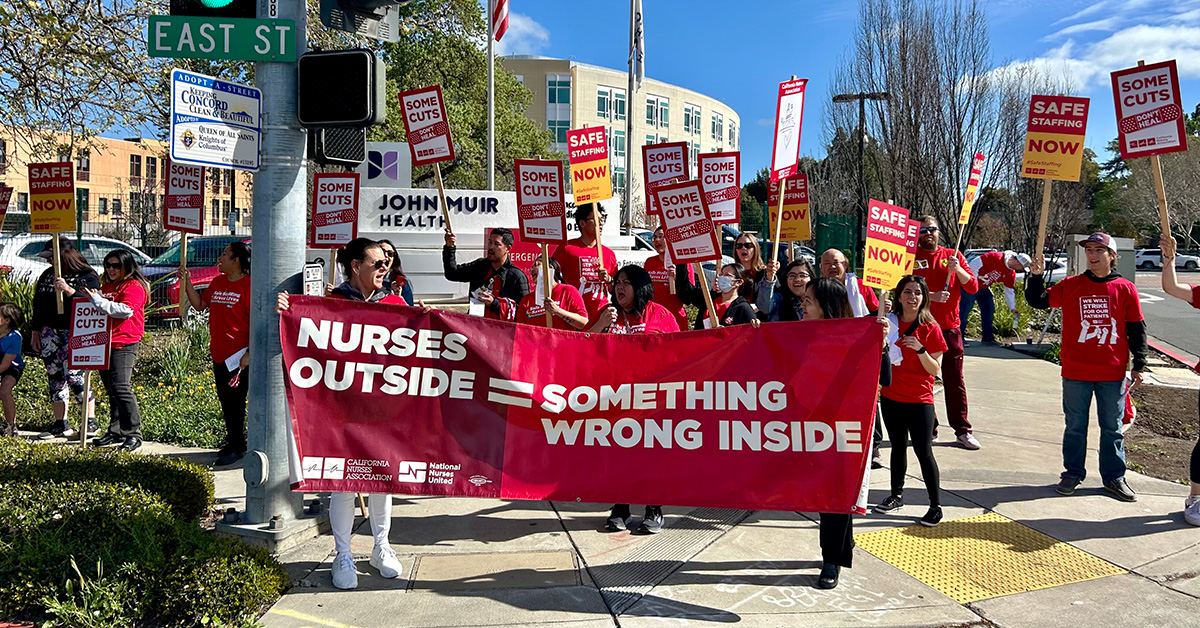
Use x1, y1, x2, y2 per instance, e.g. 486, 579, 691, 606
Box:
1135, 270, 1200, 363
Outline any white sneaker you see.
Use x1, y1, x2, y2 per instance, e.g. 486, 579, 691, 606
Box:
1185, 495, 1200, 527
956, 433, 981, 450
370, 544, 403, 579
331, 551, 358, 589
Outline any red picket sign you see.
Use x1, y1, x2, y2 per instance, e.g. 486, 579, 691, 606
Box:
514, 159, 567, 244
642, 141, 689, 216
280, 298, 881, 513
163, 158, 205, 234
653, 180, 721, 265
697, 151, 740, 224
309, 173, 359, 249
397, 85, 456, 166
1111, 60, 1187, 160
68, 298, 110, 370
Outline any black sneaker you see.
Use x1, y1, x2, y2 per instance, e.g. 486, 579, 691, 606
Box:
871, 450, 884, 470
1104, 477, 1137, 502
816, 563, 840, 589
1056, 476, 1082, 496
636, 506, 664, 534
920, 506, 943, 527
604, 505, 633, 532
93, 432, 125, 447
873, 495, 904, 514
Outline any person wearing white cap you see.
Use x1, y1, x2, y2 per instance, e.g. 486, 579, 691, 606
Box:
1158, 237, 1200, 526
1025, 232, 1146, 503
960, 250, 1032, 346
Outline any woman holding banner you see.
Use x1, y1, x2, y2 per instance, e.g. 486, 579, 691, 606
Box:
377, 239, 414, 305
644, 226, 700, 331
873, 275, 946, 528
276, 238, 407, 589
692, 263, 758, 329
1160, 238, 1200, 526
800, 277, 891, 589
516, 255, 589, 330
32, 242, 99, 439
590, 265, 678, 534
766, 258, 816, 322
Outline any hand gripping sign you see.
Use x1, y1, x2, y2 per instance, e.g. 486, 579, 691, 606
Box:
642, 141, 689, 216
68, 298, 111, 370
310, 173, 359, 249
514, 159, 567, 244
862, 200, 913, 291
164, 158, 205, 234
697, 152, 740, 225
397, 85, 455, 166
566, 126, 613, 204
1111, 60, 1186, 160
653, 180, 721, 266
1020, 95, 1089, 182
766, 174, 812, 241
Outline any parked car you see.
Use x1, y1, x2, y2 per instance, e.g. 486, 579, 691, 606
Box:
0, 233, 151, 283
142, 235, 251, 318
1134, 248, 1200, 270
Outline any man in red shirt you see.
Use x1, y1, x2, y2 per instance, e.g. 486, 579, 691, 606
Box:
960, 250, 1031, 345
552, 204, 617, 324
1026, 233, 1146, 502
913, 217, 979, 449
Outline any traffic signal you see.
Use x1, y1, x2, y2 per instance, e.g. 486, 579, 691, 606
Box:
170, 0, 255, 19
308, 127, 367, 168
297, 49, 386, 128
319, 0, 401, 42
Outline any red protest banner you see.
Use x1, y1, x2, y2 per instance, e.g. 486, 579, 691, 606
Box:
653, 180, 720, 265
769, 78, 807, 182
566, 126, 613, 204
68, 297, 110, 370
698, 151, 740, 225
862, 200, 912, 291
514, 159, 567, 243
398, 85, 455, 166
309, 173, 359, 249
642, 141, 689, 216
163, 158, 205, 234
1111, 60, 1187, 160
281, 297, 881, 513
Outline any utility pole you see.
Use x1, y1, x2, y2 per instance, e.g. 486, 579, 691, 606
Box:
487, 0, 495, 191
831, 91, 889, 266
244, 0, 306, 525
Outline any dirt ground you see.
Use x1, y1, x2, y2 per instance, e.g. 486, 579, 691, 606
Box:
1126, 384, 1198, 485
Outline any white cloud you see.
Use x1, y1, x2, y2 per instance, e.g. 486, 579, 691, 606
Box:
1051, 2, 1111, 26
495, 13, 550, 56
1044, 17, 1121, 40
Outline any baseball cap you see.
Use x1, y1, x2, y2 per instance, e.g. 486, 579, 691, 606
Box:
1005, 251, 1032, 269
1078, 233, 1116, 253
37, 239, 75, 259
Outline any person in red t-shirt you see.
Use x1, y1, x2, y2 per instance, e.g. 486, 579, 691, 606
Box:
874, 275, 947, 528
913, 216, 979, 450
1160, 237, 1200, 525
552, 203, 617, 324
643, 226, 700, 331
516, 256, 589, 331
82, 249, 149, 452
960, 250, 1031, 345
1026, 233, 1146, 503
589, 265, 678, 535
181, 242, 252, 466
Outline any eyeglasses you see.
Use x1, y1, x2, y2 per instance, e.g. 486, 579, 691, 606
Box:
920, 227, 939, 234
786, 272, 811, 281
105, 262, 122, 270
360, 259, 388, 270
735, 242, 755, 250
381, 249, 395, 258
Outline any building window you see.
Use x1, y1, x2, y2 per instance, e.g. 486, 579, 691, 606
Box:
689, 142, 700, 176
711, 113, 724, 141
77, 188, 89, 221
0, 138, 6, 174
76, 150, 91, 182
514, 75, 524, 85
645, 95, 669, 129
548, 120, 570, 146
112, 198, 122, 216
98, 198, 108, 216
596, 87, 627, 122
606, 129, 626, 193
547, 75, 571, 104
222, 199, 231, 225
729, 121, 737, 148
17, 193, 27, 212
146, 156, 157, 183
129, 155, 142, 186
684, 104, 703, 135
211, 199, 220, 224
224, 169, 234, 193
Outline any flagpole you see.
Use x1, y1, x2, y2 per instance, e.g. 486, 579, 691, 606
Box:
624, 0, 636, 231
487, 0, 495, 191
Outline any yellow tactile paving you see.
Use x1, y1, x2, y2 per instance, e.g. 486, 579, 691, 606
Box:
854, 512, 1126, 603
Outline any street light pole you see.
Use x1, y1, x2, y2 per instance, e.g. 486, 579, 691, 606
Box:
832, 91, 889, 266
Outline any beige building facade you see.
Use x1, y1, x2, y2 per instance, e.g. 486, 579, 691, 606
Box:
0, 131, 251, 239
502, 56, 740, 217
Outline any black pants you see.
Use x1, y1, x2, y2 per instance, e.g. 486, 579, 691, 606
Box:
1192, 389, 1199, 484
99, 343, 141, 439
872, 402, 884, 454
213, 360, 248, 451
881, 397, 940, 506
819, 513, 854, 567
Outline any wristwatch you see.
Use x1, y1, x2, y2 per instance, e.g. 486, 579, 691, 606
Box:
915, 346, 927, 354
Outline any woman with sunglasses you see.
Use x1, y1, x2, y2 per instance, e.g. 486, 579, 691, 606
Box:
873, 275, 947, 528
275, 237, 408, 590
732, 233, 781, 319
516, 255, 589, 330
643, 226, 699, 331
377, 239, 414, 305
589, 265, 679, 534
766, 258, 817, 321
81, 250, 150, 452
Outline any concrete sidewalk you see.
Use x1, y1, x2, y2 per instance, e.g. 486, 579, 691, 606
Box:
233, 345, 1199, 628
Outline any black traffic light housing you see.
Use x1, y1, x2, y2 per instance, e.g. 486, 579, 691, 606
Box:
170, 0, 256, 19
319, 0, 403, 42
307, 127, 367, 168
297, 49, 387, 128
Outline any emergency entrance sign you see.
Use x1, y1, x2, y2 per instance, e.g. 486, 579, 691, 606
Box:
1020, 95, 1089, 182
28, 162, 75, 233
1111, 60, 1187, 160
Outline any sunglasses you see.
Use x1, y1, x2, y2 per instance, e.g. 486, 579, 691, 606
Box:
105, 262, 123, 270
736, 242, 755, 250
359, 259, 388, 270
920, 227, 939, 234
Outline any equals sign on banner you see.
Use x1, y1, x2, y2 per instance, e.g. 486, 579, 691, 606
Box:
487, 378, 534, 408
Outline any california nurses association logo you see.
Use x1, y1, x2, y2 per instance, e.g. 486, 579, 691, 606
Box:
181, 130, 196, 149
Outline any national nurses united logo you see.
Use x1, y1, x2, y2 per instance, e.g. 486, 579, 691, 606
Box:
367, 150, 400, 181
181, 130, 196, 149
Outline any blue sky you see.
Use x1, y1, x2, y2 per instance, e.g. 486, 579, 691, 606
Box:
495, 0, 1200, 183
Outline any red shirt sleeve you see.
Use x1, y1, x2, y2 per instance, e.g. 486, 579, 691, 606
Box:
562, 285, 588, 318
956, 250, 978, 294
923, 323, 948, 355
647, 303, 679, 333
1124, 283, 1144, 323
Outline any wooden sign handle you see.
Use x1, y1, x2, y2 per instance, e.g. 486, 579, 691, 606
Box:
178, 233, 189, 313
328, 249, 337, 287
540, 244, 553, 328
1150, 154, 1171, 240
433, 166, 453, 233
771, 184, 785, 265
697, 262, 719, 329
1034, 179, 1052, 266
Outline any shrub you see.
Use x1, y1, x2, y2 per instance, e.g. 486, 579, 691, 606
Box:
0, 438, 214, 521
136, 371, 227, 448
157, 538, 287, 627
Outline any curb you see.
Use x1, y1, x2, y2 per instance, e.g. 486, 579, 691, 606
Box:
1148, 337, 1199, 373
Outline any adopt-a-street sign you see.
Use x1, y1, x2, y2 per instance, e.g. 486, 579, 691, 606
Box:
148, 16, 296, 62
170, 68, 261, 172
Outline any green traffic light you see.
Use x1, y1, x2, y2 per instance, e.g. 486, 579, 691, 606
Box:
198, 0, 236, 7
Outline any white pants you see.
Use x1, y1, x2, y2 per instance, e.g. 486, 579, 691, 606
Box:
330, 492, 392, 554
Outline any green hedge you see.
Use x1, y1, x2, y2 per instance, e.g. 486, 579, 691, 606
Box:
0, 438, 214, 521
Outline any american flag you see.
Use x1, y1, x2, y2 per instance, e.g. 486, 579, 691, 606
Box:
492, 0, 508, 42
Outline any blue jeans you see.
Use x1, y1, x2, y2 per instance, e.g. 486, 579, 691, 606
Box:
959, 286, 995, 341
1061, 378, 1126, 483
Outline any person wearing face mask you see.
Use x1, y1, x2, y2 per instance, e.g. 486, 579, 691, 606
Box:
767, 259, 816, 322
873, 275, 947, 528
589, 265, 678, 534
443, 227, 528, 321
799, 277, 892, 589
693, 263, 758, 329
553, 203, 618, 324
516, 255, 589, 330
643, 226, 700, 331
275, 238, 408, 590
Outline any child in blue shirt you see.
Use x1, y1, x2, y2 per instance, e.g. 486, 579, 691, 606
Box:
0, 302, 26, 437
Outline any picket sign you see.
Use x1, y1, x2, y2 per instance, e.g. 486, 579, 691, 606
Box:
948, 152, 985, 289
1021, 94, 1089, 257
565, 127, 614, 267
398, 85, 455, 231
770, 76, 804, 264
28, 162, 75, 314
68, 297, 110, 447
